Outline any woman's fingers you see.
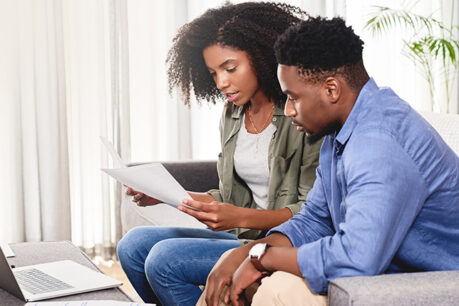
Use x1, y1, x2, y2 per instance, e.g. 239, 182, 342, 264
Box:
132, 193, 145, 202
178, 205, 213, 221
182, 199, 211, 211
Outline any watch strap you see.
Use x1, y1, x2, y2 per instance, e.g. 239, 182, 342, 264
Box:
250, 244, 271, 272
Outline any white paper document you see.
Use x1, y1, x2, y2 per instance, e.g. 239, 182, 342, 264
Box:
100, 136, 126, 168
0, 243, 15, 257
102, 163, 192, 208
25, 301, 155, 306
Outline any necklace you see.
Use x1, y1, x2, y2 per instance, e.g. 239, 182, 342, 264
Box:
246, 103, 275, 153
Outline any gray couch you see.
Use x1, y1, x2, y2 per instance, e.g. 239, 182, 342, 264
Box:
120, 111, 459, 305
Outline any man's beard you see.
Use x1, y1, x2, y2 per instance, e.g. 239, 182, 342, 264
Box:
306, 121, 340, 145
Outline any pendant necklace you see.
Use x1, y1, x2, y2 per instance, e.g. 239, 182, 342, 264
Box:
247, 103, 275, 153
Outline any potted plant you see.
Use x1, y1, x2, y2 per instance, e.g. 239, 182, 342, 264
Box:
365, 1, 458, 113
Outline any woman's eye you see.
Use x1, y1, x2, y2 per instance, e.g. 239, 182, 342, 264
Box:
226, 67, 236, 73
288, 96, 296, 102
209, 71, 216, 77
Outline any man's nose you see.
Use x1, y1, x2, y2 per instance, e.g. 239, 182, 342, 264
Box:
284, 99, 296, 117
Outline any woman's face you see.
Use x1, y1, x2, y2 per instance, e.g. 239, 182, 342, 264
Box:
202, 44, 261, 106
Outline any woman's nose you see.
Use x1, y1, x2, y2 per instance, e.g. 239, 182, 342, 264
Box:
215, 73, 230, 90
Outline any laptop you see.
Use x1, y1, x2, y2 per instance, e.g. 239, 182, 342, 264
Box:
0, 246, 122, 302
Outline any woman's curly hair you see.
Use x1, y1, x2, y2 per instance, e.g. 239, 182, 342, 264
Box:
166, 2, 308, 106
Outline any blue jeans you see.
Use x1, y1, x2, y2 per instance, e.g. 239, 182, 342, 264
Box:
117, 226, 241, 306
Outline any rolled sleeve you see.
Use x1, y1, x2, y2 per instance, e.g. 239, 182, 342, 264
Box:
207, 189, 223, 202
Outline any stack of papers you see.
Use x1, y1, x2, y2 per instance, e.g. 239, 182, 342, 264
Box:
102, 164, 192, 208
100, 136, 192, 209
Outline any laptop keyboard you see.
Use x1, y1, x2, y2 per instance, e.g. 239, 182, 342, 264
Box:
14, 268, 74, 295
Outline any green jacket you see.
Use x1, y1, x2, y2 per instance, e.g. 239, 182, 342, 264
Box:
208, 103, 322, 240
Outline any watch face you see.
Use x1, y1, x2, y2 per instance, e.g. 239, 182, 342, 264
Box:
249, 243, 267, 258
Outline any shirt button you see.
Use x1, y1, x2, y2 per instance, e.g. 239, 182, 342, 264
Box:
272, 117, 277, 122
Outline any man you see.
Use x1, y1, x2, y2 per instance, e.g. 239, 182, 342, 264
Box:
198, 16, 459, 306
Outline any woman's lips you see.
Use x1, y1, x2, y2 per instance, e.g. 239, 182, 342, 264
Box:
225, 92, 239, 102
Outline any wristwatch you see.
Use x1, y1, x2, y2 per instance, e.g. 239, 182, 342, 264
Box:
249, 243, 271, 272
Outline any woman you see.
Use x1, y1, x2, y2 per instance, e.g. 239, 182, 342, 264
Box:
117, 3, 321, 305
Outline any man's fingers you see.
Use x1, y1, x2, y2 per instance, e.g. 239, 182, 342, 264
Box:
224, 285, 231, 304
230, 285, 244, 306
209, 280, 229, 306
205, 274, 215, 306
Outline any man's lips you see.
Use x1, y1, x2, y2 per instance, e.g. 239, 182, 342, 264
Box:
292, 120, 307, 132
225, 92, 239, 102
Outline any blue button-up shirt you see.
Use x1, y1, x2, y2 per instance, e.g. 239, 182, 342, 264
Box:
268, 78, 459, 294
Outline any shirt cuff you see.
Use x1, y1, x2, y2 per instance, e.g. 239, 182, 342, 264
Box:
297, 239, 329, 294
266, 222, 302, 246
267, 225, 329, 294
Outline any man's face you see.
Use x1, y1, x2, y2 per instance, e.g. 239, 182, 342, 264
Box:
277, 64, 338, 143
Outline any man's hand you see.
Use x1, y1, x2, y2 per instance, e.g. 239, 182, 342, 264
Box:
228, 257, 263, 306
205, 248, 249, 306
204, 234, 293, 306
179, 199, 243, 231
125, 187, 161, 206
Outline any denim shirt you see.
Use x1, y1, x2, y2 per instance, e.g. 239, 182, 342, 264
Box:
208, 102, 322, 240
269, 78, 459, 294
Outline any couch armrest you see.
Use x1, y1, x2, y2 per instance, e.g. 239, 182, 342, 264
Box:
128, 160, 218, 192
328, 271, 459, 306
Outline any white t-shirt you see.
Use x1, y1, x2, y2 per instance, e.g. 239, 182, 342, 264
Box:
234, 113, 277, 210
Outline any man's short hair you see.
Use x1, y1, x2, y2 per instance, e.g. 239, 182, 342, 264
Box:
274, 17, 367, 89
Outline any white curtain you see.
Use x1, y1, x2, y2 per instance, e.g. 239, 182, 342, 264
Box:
0, 0, 134, 257
1, 0, 73, 244
0, 0, 224, 257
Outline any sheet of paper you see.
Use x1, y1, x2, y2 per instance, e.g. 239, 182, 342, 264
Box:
0, 243, 15, 257
100, 136, 126, 168
25, 301, 155, 306
102, 163, 191, 208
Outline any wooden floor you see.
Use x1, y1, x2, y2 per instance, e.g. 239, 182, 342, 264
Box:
94, 257, 143, 303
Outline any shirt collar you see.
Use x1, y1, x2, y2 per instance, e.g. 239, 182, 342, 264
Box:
335, 78, 378, 148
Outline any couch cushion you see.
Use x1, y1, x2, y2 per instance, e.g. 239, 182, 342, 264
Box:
328, 271, 459, 306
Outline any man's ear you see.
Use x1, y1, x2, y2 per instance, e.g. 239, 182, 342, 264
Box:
323, 77, 340, 104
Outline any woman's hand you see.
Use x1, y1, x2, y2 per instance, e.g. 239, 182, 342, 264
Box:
125, 187, 161, 206
179, 199, 243, 231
